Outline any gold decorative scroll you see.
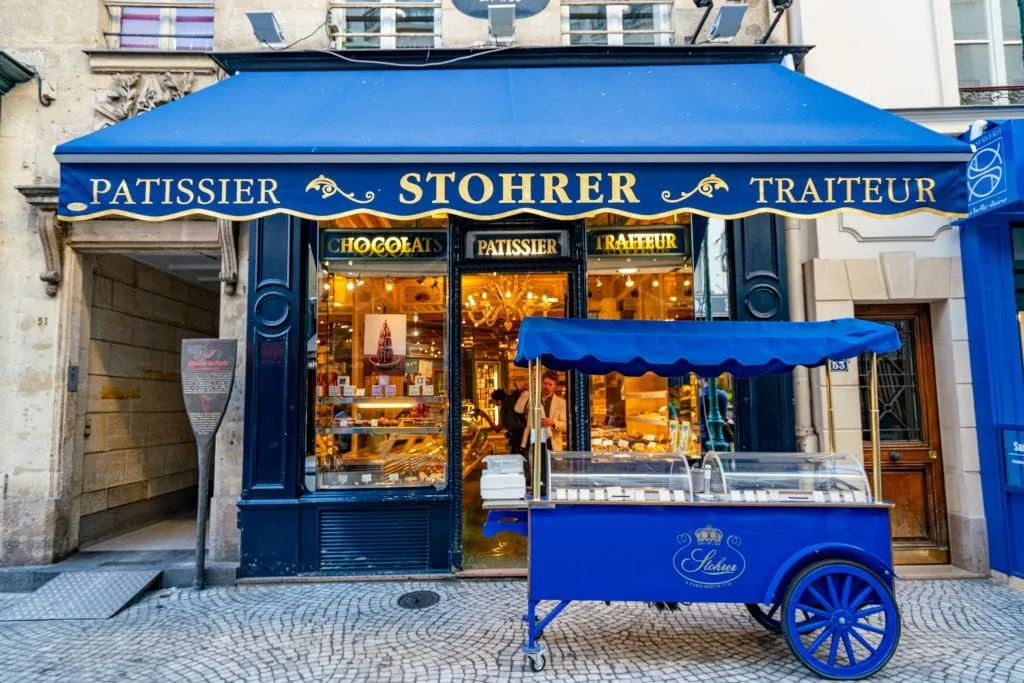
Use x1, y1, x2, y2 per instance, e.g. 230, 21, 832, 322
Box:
661, 174, 730, 204
305, 175, 375, 204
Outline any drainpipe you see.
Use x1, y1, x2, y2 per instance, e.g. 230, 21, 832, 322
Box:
785, 216, 819, 453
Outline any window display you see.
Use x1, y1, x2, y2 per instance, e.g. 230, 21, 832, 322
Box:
309, 224, 448, 490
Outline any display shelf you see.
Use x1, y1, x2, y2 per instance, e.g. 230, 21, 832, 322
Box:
323, 396, 445, 405
626, 416, 667, 426
624, 391, 666, 400
327, 425, 446, 435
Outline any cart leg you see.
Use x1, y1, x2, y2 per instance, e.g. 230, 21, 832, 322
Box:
522, 600, 571, 672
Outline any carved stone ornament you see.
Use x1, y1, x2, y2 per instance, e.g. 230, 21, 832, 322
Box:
96, 71, 195, 127
17, 185, 66, 297
218, 219, 239, 296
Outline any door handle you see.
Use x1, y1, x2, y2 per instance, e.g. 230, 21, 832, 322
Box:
889, 451, 901, 462
928, 450, 938, 460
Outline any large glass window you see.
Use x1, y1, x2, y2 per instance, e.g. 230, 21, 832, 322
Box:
561, 0, 672, 46
329, 0, 441, 49
307, 219, 448, 490
951, 0, 1024, 102
586, 219, 734, 456
105, 0, 214, 51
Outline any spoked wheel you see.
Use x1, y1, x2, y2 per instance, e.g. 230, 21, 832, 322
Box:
745, 603, 782, 634
781, 560, 901, 680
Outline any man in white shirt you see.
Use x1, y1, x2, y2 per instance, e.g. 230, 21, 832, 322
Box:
515, 371, 567, 451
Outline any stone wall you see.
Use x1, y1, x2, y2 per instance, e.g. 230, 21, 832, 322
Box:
78, 255, 218, 544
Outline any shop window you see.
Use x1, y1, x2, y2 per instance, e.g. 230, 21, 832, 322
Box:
951, 0, 1024, 103
307, 221, 448, 491
561, 0, 672, 46
329, 0, 441, 49
104, 0, 214, 51
586, 222, 734, 456
1011, 224, 1024, 366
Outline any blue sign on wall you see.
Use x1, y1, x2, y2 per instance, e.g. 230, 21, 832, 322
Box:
1002, 427, 1024, 489
968, 124, 1016, 218
452, 0, 549, 19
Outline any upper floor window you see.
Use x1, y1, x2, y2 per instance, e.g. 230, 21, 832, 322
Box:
561, 1, 672, 46
951, 0, 1024, 103
329, 0, 441, 49
105, 0, 214, 51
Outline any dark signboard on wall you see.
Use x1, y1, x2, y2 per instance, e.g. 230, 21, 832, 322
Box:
466, 230, 569, 260
320, 230, 447, 260
453, 0, 549, 19
587, 227, 691, 258
1001, 427, 1024, 490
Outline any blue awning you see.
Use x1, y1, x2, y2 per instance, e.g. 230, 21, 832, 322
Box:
55, 59, 971, 222
513, 317, 901, 378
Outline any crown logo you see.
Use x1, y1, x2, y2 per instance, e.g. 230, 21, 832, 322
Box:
695, 524, 724, 545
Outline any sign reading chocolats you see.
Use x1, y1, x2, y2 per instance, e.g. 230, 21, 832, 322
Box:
181, 338, 237, 590
320, 229, 447, 260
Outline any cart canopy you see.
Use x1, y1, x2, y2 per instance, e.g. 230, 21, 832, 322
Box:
513, 317, 900, 378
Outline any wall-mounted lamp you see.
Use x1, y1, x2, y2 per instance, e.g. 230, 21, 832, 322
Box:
685, 0, 715, 45
246, 11, 286, 48
758, 0, 794, 45
488, 5, 516, 46
708, 4, 748, 43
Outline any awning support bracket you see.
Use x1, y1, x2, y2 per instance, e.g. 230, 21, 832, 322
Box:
17, 184, 66, 297
218, 219, 239, 296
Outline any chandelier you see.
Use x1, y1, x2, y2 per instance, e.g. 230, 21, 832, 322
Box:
464, 274, 558, 331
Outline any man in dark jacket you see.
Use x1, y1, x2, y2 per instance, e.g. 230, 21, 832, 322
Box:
491, 388, 526, 453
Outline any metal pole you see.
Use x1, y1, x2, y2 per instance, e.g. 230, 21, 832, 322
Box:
702, 226, 728, 452
532, 360, 542, 500
869, 353, 883, 502
824, 363, 837, 454
193, 442, 211, 590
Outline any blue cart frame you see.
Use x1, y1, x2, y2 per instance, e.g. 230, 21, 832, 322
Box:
502, 317, 903, 680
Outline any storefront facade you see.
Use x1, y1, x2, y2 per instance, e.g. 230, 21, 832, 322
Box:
53, 47, 969, 577
960, 119, 1024, 582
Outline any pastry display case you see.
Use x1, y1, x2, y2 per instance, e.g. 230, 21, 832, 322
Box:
547, 450, 694, 502
700, 451, 873, 503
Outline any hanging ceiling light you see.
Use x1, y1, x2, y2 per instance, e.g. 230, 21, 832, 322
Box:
595, 278, 603, 288
625, 275, 635, 288
652, 278, 660, 288
432, 277, 440, 289
385, 274, 393, 292
346, 279, 355, 291
464, 274, 557, 331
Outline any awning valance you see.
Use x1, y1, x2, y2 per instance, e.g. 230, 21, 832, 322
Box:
55, 57, 971, 222
513, 317, 901, 378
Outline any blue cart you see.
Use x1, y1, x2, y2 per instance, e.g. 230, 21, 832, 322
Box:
503, 317, 902, 680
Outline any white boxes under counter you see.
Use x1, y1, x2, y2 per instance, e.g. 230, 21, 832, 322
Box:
480, 454, 526, 502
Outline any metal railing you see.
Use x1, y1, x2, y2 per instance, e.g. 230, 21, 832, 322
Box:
959, 85, 1024, 105
104, 0, 214, 52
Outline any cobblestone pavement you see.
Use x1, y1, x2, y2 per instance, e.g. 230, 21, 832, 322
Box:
0, 578, 1022, 682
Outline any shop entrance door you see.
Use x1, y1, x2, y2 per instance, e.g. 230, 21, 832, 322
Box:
856, 304, 949, 564
459, 270, 570, 570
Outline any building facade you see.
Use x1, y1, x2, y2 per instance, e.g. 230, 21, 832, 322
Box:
0, 0, 1004, 578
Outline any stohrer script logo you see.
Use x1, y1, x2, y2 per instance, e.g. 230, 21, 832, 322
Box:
672, 523, 746, 588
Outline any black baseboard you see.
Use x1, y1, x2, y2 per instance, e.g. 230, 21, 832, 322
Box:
79, 486, 197, 545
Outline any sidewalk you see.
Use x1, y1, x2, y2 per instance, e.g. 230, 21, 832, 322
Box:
0, 578, 1021, 682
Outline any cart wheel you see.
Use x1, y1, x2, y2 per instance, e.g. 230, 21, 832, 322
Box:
526, 652, 546, 672
781, 560, 900, 680
745, 603, 782, 634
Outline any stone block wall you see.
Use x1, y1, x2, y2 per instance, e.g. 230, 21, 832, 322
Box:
78, 255, 218, 543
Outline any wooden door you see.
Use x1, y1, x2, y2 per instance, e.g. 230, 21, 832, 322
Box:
856, 304, 949, 564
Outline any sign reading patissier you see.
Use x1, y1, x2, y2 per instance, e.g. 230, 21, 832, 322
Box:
587, 227, 690, 257
466, 230, 568, 260
320, 229, 447, 260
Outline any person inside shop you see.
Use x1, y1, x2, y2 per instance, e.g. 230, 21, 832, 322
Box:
698, 377, 733, 450
490, 387, 526, 454
514, 371, 567, 488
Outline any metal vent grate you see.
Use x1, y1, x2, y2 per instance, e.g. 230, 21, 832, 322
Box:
319, 508, 431, 572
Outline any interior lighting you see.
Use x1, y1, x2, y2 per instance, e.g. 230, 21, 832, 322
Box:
385, 275, 393, 292
652, 278, 660, 288
625, 275, 635, 288
356, 278, 365, 287
618, 267, 638, 274
355, 401, 414, 409
324, 282, 331, 291
432, 277, 440, 289
346, 279, 355, 291
595, 278, 603, 288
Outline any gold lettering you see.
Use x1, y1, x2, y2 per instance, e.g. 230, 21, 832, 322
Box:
459, 173, 494, 205
836, 177, 860, 204
824, 177, 835, 203
111, 180, 135, 205
545, 239, 558, 255
861, 178, 882, 204
327, 238, 342, 254
499, 173, 535, 205
776, 178, 798, 204
218, 179, 230, 206
425, 172, 456, 205
541, 173, 571, 204
799, 179, 823, 204
235, 178, 255, 205
750, 177, 772, 204
161, 178, 174, 205
136, 178, 160, 205
176, 178, 195, 205
259, 178, 280, 205
91, 178, 112, 204
609, 173, 640, 204
399, 173, 423, 204
578, 173, 604, 203
916, 177, 937, 203
887, 178, 912, 204
197, 178, 216, 205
